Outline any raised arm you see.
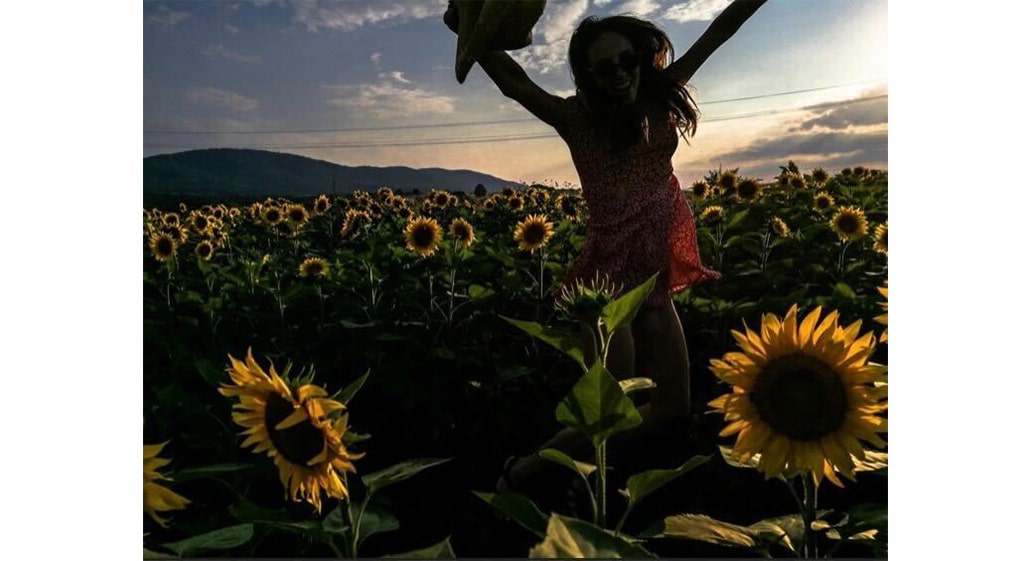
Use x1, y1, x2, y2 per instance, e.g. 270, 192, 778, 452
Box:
665, 0, 768, 85
475, 51, 567, 131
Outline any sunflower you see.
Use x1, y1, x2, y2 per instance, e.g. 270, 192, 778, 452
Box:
162, 212, 181, 227
220, 349, 364, 512
514, 214, 555, 252
555, 272, 622, 322
873, 222, 888, 256
853, 166, 866, 176
813, 192, 835, 212
811, 167, 829, 183
287, 204, 310, 224
396, 207, 413, 221
190, 212, 211, 233
178, 202, 189, 213
314, 195, 331, 215
700, 205, 725, 225
776, 174, 791, 187
830, 206, 869, 242
432, 190, 451, 208
340, 209, 372, 237
841, 167, 852, 176
717, 170, 738, 195
164, 225, 188, 245
275, 221, 296, 238
482, 198, 497, 211
299, 257, 330, 278
736, 178, 761, 200
770, 217, 790, 238
501, 186, 516, 198
690, 180, 709, 199
556, 194, 579, 220
195, 240, 214, 261
213, 206, 226, 220
263, 206, 284, 225
405, 216, 443, 257
229, 207, 241, 219
367, 202, 384, 217
875, 285, 888, 343
449, 218, 476, 248
390, 196, 407, 210
150, 233, 178, 262
507, 195, 525, 211
709, 305, 888, 487
144, 442, 191, 527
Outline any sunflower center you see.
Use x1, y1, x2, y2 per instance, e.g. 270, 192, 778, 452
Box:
836, 214, 860, 234
264, 392, 327, 466
524, 224, 546, 244
749, 353, 848, 441
157, 237, 174, 255
413, 225, 436, 248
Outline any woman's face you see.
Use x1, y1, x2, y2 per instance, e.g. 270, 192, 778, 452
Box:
586, 31, 640, 102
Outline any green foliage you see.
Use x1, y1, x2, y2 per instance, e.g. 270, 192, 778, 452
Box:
529, 513, 655, 558
554, 360, 643, 448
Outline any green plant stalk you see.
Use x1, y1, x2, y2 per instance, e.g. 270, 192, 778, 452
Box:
802, 474, 818, 559
761, 229, 773, 271
538, 249, 545, 302
349, 494, 371, 559
596, 440, 607, 528
613, 503, 634, 536
837, 240, 850, 277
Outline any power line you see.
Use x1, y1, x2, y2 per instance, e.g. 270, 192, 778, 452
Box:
144, 78, 886, 135
143, 94, 886, 150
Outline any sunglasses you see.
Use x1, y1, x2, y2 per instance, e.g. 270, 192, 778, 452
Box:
589, 51, 639, 80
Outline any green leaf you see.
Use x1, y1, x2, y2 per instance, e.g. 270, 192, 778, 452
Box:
833, 282, 857, 300
618, 377, 656, 395
362, 458, 451, 494
193, 358, 225, 387
143, 547, 176, 559
382, 536, 457, 559
538, 448, 598, 478
171, 463, 253, 482
750, 513, 805, 553
500, 316, 587, 370
322, 506, 350, 534
624, 455, 711, 510
555, 360, 643, 447
601, 272, 659, 334
161, 524, 254, 557
473, 491, 550, 538
653, 514, 759, 548
725, 208, 750, 229
468, 284, 495, 300
529, 513, 655, 558
358, 505, 401, 545
335, 370, 370, 405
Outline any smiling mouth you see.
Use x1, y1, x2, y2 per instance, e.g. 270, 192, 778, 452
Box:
610, 81, 632, 94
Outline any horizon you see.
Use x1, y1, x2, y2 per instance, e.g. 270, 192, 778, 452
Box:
144, 0, 888, 187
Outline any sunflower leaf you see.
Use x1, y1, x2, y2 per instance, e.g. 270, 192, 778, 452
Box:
601, 272, 659, 334
473, 491, 550, 538
335, 369, 370, 405
362, 458, 451, 494
652, 514, 759, 548
529, 513, 655, 559
624, 455, 711, 511
499, 316, 587, 371
618, 377, 656, 395
171, 462, 253, 482
161, 523, 254, 557
555, 360, 643, 447
382, 536, 457, 559
538, 448, 598, 478
357, 504, 401, 546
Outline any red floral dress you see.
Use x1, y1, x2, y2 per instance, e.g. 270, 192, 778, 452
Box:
551, 95, 720, 309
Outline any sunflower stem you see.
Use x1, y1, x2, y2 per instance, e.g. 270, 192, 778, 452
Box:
837, 240, 850, 278
596, 440, 608, 528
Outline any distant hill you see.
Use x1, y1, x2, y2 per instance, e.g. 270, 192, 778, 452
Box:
143, 149, 526, 203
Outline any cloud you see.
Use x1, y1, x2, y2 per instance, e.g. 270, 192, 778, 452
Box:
512, 0, 588, 75
147, 5, 191, 29
594, 0, 614, 5
224, 23, 240, 34
202, 45, 262, 64
619, 0, 661, 17
662, 0, 731, 23
186, 87, 260, 112
291, 0, 446, 32
324, 75, 455, 118
379, 71, 411, 84
789, 94, 889, 132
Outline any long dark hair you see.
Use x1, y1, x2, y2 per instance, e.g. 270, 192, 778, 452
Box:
568, 15, 699, 151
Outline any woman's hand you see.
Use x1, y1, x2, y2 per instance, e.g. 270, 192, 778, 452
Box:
443, 1, 459, 34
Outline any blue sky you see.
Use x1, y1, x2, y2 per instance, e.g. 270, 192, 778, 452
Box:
144, 0, 887, 186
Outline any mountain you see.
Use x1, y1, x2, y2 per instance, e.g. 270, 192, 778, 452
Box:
143, 149, 526, 201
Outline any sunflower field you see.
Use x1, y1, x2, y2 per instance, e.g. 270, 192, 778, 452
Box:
143, 162, 887, 558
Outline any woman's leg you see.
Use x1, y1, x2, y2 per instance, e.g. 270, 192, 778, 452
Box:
632, 302, 691, 422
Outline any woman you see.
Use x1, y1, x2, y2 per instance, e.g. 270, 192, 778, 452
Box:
446, 1, 767, 494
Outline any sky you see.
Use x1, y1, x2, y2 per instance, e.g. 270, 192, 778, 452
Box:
144, 0, 887, 187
